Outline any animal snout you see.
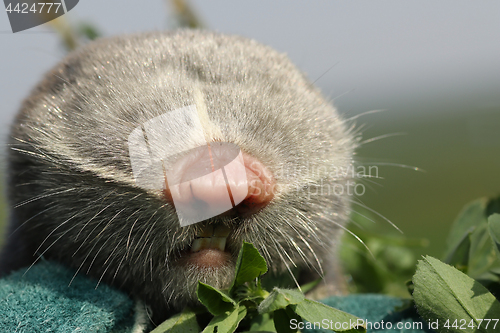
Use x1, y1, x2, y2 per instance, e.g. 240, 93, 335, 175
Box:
162, 142, 275, 226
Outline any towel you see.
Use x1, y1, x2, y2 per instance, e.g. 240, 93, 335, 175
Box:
0, 260, 149, 333
0, 261, 432, 333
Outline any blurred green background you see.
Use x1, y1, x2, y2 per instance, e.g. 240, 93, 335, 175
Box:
356, 107, 500, 258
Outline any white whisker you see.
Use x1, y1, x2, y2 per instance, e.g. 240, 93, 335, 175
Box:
34, 211, 83, 255
360, 132, 406, 145
343, 109, 387, 123
74, 200, 115, 241
9, 207, 53, 236
330, 218, 374, 260
271, 238, 300, 290
23, 224, 79, 277
14, 188, 75, 208
349, 199, 403, 234
86, 242, 107, 274
356, 161, 424, 172
69, 240, 101, 286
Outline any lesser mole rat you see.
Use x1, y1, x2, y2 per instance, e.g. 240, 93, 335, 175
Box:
0, 30, 356, 323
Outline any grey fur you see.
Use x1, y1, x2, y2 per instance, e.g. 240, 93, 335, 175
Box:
0, 30, 356, 323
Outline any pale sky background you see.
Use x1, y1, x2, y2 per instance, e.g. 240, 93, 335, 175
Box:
1, 0, 499, 137
0, 1, 500, 255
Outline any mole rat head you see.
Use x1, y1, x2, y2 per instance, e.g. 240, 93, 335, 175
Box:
8, 31, 356, 316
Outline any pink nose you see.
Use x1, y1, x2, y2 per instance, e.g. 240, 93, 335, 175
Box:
163, 142, 275, 226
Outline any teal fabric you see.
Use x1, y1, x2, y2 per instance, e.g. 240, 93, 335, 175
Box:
304, 294, 434, 333
0, 260, 139, 333
0, 261, 434, 332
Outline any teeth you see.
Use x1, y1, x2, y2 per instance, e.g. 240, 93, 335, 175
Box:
211, 237, 227, 251
191, 224, 230, 253
191, 238, 211, 252
190, 237, 227, 253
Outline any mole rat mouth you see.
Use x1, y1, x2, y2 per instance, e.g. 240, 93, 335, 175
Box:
190, 223, 231, 253
175, 223, 233, 268
163, 142, 275, 267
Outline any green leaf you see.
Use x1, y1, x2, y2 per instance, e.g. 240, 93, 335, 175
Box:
488, 214, 500, 257
202, 305, 247, 333
443, 198, 500, 281
413, 256, 500, 333
406, 280, 414, 296
77, 22, 101, 40
273, 307, 300, 333
260, 269, 302, 291
486, 196, 500, 217
248, 313, 276, 332
339, 223, 424, 297
446, 199, 488, 254
230, 242, 268, 294
150, 307, 201, 333
197, 282, 236, 316
258, 288, 304, 314
291, 299, 366, 333
468, 222, 500, 279
444, 227, 473, 268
